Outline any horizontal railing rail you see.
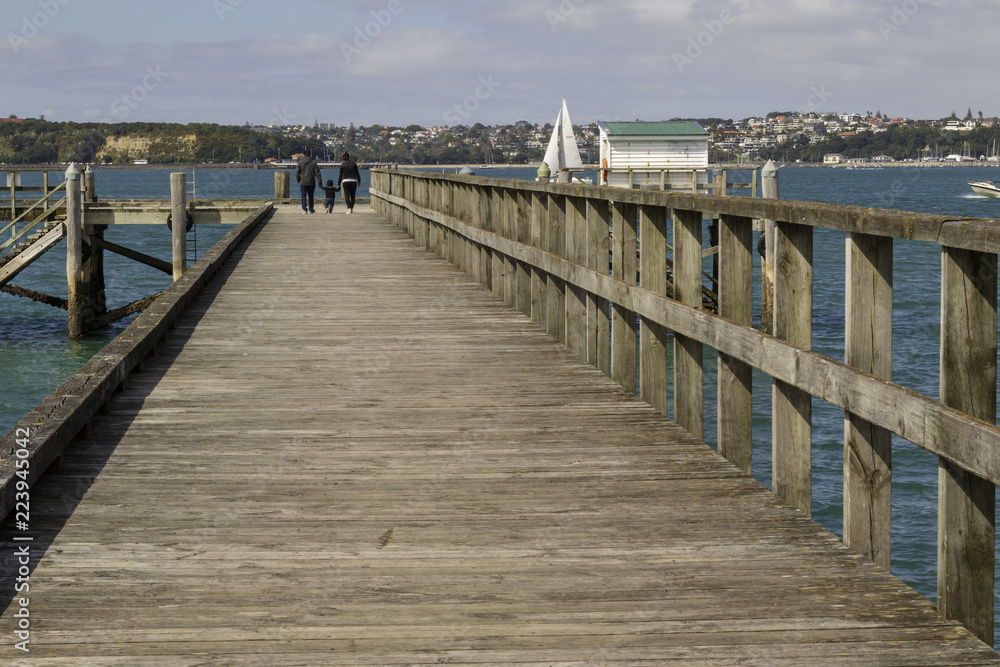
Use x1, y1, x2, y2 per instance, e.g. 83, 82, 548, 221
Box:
371, 168, 998, 645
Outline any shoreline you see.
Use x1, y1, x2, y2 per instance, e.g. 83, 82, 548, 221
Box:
2, 161, 998, 172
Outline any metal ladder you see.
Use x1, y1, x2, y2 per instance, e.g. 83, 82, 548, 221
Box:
186, 170, 197, 263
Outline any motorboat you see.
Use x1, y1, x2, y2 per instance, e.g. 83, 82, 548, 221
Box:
969, 180, 1000, 198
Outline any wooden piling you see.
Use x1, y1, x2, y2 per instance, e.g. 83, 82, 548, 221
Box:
65, 164, 85, 338
274, 171, 290, 200
82, 165, 95, 203
171, 173, 187, 281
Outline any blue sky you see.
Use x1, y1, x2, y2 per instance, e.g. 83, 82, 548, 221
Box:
1, 0, 992, 127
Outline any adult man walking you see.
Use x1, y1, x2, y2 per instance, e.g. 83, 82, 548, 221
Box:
296, 150, 322, 214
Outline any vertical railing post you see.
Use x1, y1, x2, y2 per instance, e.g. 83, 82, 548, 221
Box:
587, 198, 611, 374
490, 189, 505, 300
503, 189, 517, 307
530, 191, 547, 328
639, 204, 668, 416
434, 181, 445, 258
717, 213, 754, 473
672, 208, 704, 440
171, 172, 187, 281
611, 202, 638, 395
515, 191, 531, 318
772, 218, 813, 516
760, 161, 779, 334
479, 185, 492, 289
546, 193, 567, 344
468, 184, 483, 284
9, 170, 18, 221
844, 232, 893, 569
565, 195, 588, 359
938, 246, 996, 645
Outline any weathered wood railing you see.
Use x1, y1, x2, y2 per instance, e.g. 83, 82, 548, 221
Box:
371, 168, 998, 645
0, 180, 67, 254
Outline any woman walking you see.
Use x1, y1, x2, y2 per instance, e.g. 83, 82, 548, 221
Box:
338, 152, 360, 214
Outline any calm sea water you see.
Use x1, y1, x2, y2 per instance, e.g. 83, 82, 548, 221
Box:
2, 165, 999, 642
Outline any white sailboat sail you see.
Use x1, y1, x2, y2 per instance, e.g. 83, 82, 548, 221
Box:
543, 98, 584, 175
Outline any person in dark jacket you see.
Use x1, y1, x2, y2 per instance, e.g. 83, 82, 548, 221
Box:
295, 150, 322, 214
338, 152, 361, 214
318, 179, 340, 213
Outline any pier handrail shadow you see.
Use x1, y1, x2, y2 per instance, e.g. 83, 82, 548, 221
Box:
371, 168, 999, 645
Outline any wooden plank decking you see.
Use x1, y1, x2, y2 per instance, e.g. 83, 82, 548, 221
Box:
1, 205, 998, 665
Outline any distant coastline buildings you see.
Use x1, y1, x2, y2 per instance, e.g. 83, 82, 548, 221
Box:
3, 109, 999, 165
253, 109, 1000, 165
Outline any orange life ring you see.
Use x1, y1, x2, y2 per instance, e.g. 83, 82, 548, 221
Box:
601, 158, 609, 184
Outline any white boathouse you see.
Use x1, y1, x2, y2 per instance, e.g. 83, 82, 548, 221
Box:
597, 121, 709, 190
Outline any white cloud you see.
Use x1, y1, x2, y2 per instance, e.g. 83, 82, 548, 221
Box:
2, 0, 1000, 124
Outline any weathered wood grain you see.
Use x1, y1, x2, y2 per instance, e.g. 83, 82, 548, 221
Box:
844, 232, 893, 569
587, 198, 611, 374
3, 203, 997, 664
610, 202, 638, 395
717, 214, 754, 474
639, 205, 669, 416
672, 208, 704, 439
371, 187, 1000, 489
772, 220, 813, 517
376, 169, 1000, 252
564, 196, 588, 359
0, 203, 273, 523
938, 246, 997, 645
546, 193, 567, 344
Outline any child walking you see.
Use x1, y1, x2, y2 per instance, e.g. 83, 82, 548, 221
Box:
318, 180, 341, 213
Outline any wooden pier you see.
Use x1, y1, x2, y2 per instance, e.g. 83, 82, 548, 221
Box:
0, 172, 999, 663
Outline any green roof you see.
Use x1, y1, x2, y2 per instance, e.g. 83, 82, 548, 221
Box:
599, 121, 707, 136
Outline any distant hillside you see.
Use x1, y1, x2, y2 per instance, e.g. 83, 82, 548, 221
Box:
0, 120, 328, 164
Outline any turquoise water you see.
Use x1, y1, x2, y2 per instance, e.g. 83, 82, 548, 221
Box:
2, 165, 998, 642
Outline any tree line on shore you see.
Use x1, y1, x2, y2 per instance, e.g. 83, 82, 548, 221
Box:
751, 122, 1000, 162
0, 119, 546, 166
5, 117, 1000, 166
